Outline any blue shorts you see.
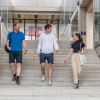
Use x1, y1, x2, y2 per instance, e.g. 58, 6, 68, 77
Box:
40, 53, 54, 64
9, 51, 22, 64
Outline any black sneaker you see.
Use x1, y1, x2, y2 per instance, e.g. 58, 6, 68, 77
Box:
78, 80, 82, 86
74, 84, 79, 89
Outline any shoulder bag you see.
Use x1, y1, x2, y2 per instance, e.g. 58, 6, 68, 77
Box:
79, 42, 87, 65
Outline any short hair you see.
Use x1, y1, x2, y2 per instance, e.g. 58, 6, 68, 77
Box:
44, 24, 52, 30
14, 23, 19, 27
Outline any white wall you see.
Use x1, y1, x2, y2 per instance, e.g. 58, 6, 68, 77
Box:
11, 0, 62, 7
86, 13, 93, 49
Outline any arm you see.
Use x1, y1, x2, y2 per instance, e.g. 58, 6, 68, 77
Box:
6, 40, 11, 50
23, 40, 27, 54
64, 48, 73, 63
78, 47, 88, 54
37, 35, 42, 56
53, 35, 59, 53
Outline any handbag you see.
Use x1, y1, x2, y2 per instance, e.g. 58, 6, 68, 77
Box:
79, 42, 87, 65
5, 32, 12, 53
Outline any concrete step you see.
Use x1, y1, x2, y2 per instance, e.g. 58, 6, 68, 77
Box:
0, 59, 99, 63
0, 96, 100, 100
0, 52, 97, 56
1, 68, 100, 73
0, 46, 99, 99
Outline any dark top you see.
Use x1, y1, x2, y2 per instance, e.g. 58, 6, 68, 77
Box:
71, 40, 85, 53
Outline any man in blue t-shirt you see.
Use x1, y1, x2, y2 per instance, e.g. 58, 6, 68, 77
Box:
7, 23, 27, 85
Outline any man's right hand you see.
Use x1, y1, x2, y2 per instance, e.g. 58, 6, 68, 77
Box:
38, 53, 40, 57
7, 47, 11, 50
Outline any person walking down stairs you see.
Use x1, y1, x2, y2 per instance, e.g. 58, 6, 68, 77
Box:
64, 33, 88, 89
37, 24, 59, 86
6, 23, 27, 85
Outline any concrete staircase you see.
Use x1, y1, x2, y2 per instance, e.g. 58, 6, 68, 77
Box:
0, 40, 100, 100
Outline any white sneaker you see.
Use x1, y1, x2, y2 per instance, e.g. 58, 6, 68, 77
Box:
41, 76, 45, 82
48, 80, 52, 86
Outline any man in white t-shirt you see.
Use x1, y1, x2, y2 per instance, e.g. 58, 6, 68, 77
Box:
37, 24, 59, 86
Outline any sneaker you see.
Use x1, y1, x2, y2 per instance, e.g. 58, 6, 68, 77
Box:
78, 80, 82, 86
74, 84, 79, 89
12, 76, 16, 81
48, 80, 52, 86
41, 76, 45, 82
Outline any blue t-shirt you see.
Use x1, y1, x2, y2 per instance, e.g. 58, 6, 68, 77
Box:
7, 31, 25, 52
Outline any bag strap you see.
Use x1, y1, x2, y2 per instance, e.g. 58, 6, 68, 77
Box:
80, 42, 82, 51
10, 32, 12, 40
9, 32, 12, 45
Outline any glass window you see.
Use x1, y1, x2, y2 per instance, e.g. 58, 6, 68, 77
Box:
70, 12, 78, 43
25, 20, 35, 40
8, 0, 13, 32
94, 0, 100, 47
59, 1, 65, 40
37, 20, 46, 40
2, 0, 7, 29
48, 20, 58, 40
59, 0, 79, 40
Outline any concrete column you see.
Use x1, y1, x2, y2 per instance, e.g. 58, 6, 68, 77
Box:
86, 13, 93, 49
78, 7, 87, 45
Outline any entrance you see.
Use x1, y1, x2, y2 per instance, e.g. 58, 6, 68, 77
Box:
13, 19, 59, 40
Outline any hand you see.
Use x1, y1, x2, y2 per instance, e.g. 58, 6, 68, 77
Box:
24, 51, 27, 54
56, 49, 59, 53
38, 53, 40, 57
7, 47, 11, 50
78, 51, 83, 54
64, 59, 67, 63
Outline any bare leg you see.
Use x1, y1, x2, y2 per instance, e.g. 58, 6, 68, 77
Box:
48, 63, 52, 81
41, 63, 45, 76
11, 63, 16, 74
17, 63, 21, 76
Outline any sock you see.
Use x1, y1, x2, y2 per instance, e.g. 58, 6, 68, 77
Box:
17, 76, 20, 80
13, 74, 16, 77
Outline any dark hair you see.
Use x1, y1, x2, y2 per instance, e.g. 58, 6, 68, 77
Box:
75, 33, 83, 42
44, 24, 52, 30
14, 23, 19, 27
72, 33, 83, 45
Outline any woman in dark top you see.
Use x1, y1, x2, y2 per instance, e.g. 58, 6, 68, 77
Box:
64, 33, 88, 89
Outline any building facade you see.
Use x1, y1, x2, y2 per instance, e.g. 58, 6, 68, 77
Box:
0, 0, 100, 51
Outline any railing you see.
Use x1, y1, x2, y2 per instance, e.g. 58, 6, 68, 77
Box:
79, 0, 83, 4
61, 24, 71, 49
60, 6, 78, 49
60, 0, 83, 49
1, 22, 8, 47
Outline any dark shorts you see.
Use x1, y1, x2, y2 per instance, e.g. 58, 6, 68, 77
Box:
40, 53, 54, 64
9, 51, 22, 64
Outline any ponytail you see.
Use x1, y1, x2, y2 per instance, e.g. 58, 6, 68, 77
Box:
79, 36, 83, 42
71, 33, 83, 46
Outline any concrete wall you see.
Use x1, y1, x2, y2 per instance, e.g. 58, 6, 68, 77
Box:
11, 0, 62, 7
78, 7, 86, 45
86, 13, 93, 49
78, 7, 94, 49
